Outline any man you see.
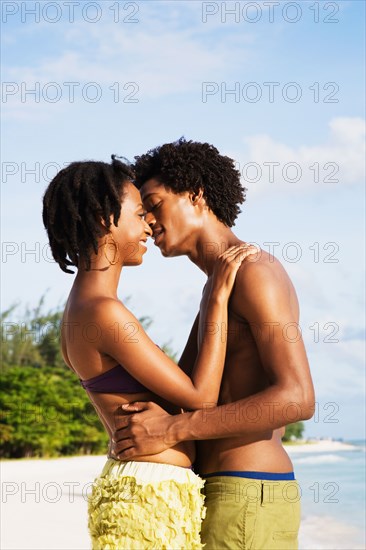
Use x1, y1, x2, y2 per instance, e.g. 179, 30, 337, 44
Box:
112, 138, 315, 549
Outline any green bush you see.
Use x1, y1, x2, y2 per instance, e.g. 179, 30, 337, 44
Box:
0, 296, 177, 458
0, 365, 108, 458
282, 421, 305, 442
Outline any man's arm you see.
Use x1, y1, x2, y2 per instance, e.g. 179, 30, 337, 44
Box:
114, 256, 315, 459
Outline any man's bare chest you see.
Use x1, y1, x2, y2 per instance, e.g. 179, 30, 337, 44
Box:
198, 282, 256, 355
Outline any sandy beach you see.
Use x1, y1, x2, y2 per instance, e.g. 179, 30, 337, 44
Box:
0, 440, 362, 550
285, 439, 359, 454
1, 454, 106, 550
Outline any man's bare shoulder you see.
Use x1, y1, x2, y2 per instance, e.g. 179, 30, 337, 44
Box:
239, 249, 292, 283
231, 249, 297, 315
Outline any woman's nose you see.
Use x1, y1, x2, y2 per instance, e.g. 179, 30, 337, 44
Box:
144, 217, 153, 236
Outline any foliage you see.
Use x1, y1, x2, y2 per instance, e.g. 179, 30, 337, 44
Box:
0, 364, 108, 458
282, 421, 305, 442
0, 296, 177, 458
1, 295, 64, 370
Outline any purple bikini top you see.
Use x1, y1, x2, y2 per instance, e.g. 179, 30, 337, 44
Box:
79, 364, 148, 394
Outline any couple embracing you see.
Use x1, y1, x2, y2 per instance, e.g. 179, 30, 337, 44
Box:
42, 138, 315, 549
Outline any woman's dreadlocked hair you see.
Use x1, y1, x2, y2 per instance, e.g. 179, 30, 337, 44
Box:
42, 156, 134, 274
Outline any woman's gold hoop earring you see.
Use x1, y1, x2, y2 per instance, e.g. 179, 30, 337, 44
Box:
104, 234, 120, 265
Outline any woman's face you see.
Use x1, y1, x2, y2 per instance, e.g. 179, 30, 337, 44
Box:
111, 181, 152, 266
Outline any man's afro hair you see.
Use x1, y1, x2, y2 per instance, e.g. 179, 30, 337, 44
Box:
134, 138, 246, 227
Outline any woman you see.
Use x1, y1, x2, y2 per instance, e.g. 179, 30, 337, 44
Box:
42, 157, 256, 549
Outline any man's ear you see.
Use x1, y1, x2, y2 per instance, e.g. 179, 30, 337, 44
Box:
190, 188, 204, 205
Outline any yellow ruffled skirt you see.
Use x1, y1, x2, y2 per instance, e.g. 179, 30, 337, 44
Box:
88, 459, 206, 549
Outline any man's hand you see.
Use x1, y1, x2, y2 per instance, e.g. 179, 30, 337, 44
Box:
110, 401, 176, 460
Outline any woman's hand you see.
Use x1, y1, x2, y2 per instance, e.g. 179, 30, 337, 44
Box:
211, 243, 260, 299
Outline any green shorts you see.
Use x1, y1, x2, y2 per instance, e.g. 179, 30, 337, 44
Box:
201, 475, 301, 550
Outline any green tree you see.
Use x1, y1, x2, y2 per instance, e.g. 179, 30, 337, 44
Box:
1, 295, 64, 369
0, 296, 181, 458
0, 365, 109, 458
282, 422, 305, 442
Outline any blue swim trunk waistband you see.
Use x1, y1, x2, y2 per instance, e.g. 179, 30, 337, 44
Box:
202, 471, 295, 481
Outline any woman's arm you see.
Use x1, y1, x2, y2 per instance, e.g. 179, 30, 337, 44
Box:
111, 255, 315, 460
177, 312, 199, 376
96, 245, 256, 410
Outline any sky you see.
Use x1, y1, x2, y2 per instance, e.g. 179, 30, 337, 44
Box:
1, 0, 365, 440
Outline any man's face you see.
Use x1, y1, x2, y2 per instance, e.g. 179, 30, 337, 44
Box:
140, 178, 199, 257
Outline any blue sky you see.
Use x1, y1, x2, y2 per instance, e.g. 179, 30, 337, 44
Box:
1, 0, 365, 439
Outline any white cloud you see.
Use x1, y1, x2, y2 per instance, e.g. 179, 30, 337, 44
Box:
2, 2, 255, 121
236, 117, 365, 191
329, 116, 365, 145
308, 338, 365, 398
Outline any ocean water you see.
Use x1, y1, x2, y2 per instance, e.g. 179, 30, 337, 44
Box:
289, 441, 366, 550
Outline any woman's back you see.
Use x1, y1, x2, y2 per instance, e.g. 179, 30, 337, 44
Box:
61, 289, 195, 466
